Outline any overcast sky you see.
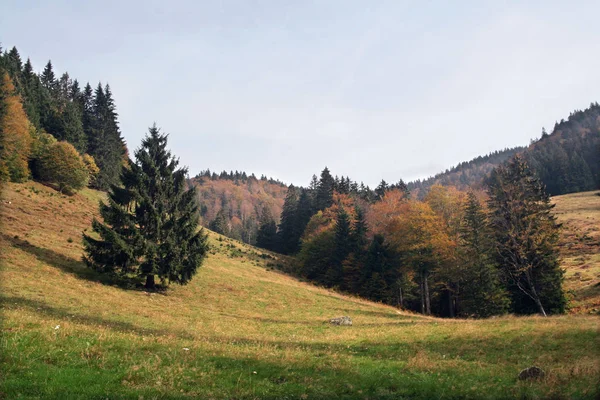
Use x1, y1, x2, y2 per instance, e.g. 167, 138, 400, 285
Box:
2, 1, 599, 187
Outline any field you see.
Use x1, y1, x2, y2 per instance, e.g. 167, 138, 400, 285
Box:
0, 182, 599, 399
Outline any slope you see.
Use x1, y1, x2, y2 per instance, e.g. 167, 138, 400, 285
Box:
0, 182, 598, 399
553, 191, 600, 313
408, 103, 600, 198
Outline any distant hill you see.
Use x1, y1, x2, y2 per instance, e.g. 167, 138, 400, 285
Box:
524, 103, 600, 196
407, 147, 524, 198
188, 170, 289, 245
408, 103, 600, 197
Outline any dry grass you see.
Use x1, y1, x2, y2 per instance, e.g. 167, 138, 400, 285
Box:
552, 190, 600, 313
1, 182, 599, 399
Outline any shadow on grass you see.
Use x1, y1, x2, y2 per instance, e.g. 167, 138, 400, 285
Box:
1, 233, 155, 292
0, 295, 195, 340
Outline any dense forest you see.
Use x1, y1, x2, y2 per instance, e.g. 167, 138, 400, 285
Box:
188, 170, 288, 245
0, 45, 126, 191
269, 160, 566, 317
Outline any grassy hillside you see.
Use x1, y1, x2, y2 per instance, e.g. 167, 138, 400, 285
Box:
552, 191, 600, 314
1, 182, 598, 399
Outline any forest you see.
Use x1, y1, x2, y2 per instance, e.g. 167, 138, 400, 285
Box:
0, 45, 126, 193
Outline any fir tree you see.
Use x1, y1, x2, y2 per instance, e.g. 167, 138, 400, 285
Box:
256, 205, 277, 251
458, 192, 509, 317
83, 125, 208, 289
277, 185, 299, 254
315, 167, 335, 211
487, 155, 566, 316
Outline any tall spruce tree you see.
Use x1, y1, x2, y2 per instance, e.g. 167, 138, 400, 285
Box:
277, 185, 299, 254
487, 155, 566, 316
458, 192, 509, 317
256, 205, 277, 251
315, 167, 335, 211
83, 125, 208, 289
89, 83, 126, 189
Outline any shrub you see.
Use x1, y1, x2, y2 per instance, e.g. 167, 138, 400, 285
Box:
38, 141, 89, 194
82, 154, 100, 186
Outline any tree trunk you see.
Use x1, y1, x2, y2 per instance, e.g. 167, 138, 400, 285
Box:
420, 279, 425, 315
145, 274, 155, 290
398, 285, 404, 309
448, 289, 455, 318
424, 273, 431, 315
527, 273, 547, 317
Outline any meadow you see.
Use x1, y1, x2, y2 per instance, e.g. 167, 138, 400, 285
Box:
0, 182, 598, 399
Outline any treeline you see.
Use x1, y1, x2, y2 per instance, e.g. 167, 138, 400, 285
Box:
194, 169, 287, 187
262, 160, 565, 317
0, 45, 126, 191
256, 167, 409, 254
191, 168, 409, 247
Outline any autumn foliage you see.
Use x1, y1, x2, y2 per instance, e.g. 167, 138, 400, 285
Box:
38, 141, 89, 193
0, 72, 33, 182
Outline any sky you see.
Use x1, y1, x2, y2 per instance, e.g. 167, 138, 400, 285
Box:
2, 1, 599, 187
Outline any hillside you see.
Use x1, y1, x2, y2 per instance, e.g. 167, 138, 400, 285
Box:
552, 191, 600, 313
189, 173, 288, 245
407, 147, 524, 198
0, 181, 599, 399
408, 103, 600, 198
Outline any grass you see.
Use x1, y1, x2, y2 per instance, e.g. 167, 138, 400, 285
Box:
552, 191, 600, 314
0, 181, 599, 399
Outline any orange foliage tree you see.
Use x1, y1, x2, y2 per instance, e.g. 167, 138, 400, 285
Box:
0, 72, 33, 182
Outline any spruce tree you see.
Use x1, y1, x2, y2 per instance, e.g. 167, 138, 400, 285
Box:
277, 185, 299, 254
83, 125, 208, 289
458, 192, 509, 317
487, 155, 566, 316
256, 205, 277, 251
315, 167, 335, 211
325, 206, 351, 286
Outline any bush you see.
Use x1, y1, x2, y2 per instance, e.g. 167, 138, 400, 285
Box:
38, 141, 89, 194
82, 154, 100, 186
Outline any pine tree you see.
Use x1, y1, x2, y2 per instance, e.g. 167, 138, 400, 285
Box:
40, 61, 57, 93
458, 192, 509, 317
256, 205, 277, 251
325, 206, 351, 286
315, 167, 335, 211
83, 125, 208, 289
487, 155, 566, 316
88, 83, 126, 189
277, 185, 299, 254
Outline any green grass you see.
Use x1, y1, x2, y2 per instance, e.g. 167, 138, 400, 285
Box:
1, 182, 599, 399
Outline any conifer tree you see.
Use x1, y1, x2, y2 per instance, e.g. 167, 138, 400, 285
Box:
277, 185, 299, 254
83, 125, 208, 289
458, 192, 509, 317
325, 206, 351, 286
487, 155, 566, 316
88, 83, 126, 189
315, 167, 335, 211
256, 205, 277, 251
